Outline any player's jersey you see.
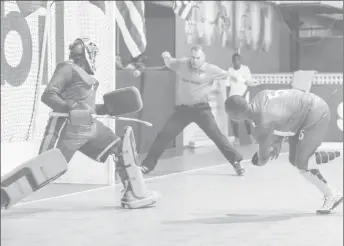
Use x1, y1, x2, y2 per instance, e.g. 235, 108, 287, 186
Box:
167, 58, 229, 105
42, 61, 99, 113
250, 89, 316, 136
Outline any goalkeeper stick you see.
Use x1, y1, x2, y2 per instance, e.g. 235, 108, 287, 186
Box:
49, 112, 153, 127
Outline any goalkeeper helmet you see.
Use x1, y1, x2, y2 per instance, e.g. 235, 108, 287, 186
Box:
69, 38, 99, 75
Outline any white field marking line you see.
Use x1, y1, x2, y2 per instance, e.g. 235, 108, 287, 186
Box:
14, 153, 288, 207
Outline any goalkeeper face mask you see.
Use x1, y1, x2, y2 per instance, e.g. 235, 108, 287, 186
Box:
69, 38, 99, 75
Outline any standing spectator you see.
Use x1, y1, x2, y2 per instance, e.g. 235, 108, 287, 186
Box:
228, 53, 260, 145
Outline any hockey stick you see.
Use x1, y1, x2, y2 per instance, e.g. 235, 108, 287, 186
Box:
327, 89, 337, 100
49, 112, 153, 127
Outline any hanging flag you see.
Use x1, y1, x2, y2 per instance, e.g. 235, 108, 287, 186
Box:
114, 1, 146, 59
250, 1, 261, 51
89, 1, 106, 13
262, 4, 273, 52
16, 1, 47, 17
173, 1, 195, 21
216, 1, 233, 48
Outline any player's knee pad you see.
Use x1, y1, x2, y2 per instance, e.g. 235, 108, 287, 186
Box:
1, 149, 68, 209
302, 151, 341, 170
314, 151, 341, 165
114, 126, 150, 199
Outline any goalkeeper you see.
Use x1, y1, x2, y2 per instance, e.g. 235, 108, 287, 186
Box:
1, 38, 157, 210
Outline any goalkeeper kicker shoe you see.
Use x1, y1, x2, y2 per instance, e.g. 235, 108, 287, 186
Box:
121, 190, 158, 209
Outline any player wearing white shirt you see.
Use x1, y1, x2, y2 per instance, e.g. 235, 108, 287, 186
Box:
227, 53, 260, 145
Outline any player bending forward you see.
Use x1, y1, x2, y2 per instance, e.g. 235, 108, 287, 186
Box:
1, 38, 157, 210
225, 89, 343, 214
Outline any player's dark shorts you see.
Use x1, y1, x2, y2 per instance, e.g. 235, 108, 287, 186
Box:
39, 116, 120, 163
288, 97, 331, 169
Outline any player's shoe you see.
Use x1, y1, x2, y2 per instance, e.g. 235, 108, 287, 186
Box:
232, 161, 245, 176
1, 189, 9, 210
233, 138, 240, 146
316, 194, 343, 215
121, 189, 158, 209
140, 165, 152, 175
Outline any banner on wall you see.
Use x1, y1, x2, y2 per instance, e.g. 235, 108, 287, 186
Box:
185, 1, 234, 48
234, 1, 273, 52
184, 1, 273, 52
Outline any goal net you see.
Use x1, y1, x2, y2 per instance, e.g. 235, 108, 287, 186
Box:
1, 1, 116, 143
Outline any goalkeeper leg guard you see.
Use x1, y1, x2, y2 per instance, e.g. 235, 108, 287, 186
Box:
1, 149, 68, 210
114, 126, 158, 209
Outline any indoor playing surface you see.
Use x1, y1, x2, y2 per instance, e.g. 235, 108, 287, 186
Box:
1, 143, 343, 246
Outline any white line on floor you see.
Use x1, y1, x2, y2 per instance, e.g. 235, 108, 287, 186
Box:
14, 153, 288, 207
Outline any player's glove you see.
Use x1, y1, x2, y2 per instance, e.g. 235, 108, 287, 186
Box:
67, 100, 94, 126
251, 152, 259, 166
270, 143, 282, 160
251, 152, 269, 167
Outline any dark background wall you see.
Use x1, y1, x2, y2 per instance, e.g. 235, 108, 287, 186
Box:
298, 11, 343, 72
299, 38, 343, 72
116, 3, 180, 155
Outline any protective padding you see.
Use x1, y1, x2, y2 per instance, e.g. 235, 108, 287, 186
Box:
121, 126, 148, 198
1, 148, 68, 209
103, 86, 143, 116
315, 151, 341, 164
291, 70, 317, 93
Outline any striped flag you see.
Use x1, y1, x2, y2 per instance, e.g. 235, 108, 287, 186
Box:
173, 1, 195, 20
89, 1, 106, 13
114, 1, 146, 59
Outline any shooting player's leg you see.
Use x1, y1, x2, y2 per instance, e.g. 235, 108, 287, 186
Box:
80, 120, 158, 209
293, 109, 342, 214
288, 136, 298, 167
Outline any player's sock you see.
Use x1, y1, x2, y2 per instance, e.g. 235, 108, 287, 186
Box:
300, 169, 336, 197
311, 151, 341, 165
